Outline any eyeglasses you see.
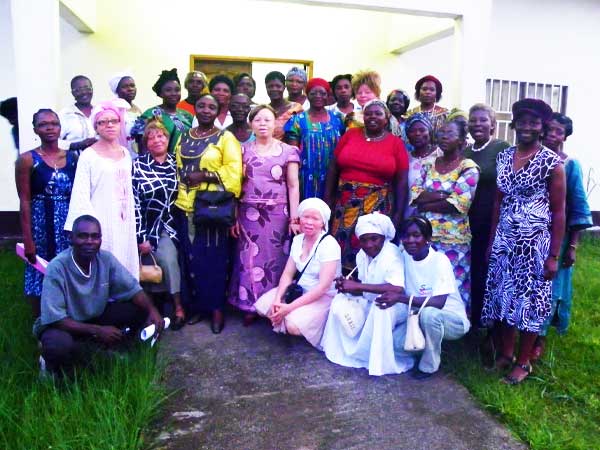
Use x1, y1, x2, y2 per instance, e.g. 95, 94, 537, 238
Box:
96, 118, 120, 127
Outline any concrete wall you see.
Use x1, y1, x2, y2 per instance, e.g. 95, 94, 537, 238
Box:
485, 0, 600, 209
0, 0, 18, 211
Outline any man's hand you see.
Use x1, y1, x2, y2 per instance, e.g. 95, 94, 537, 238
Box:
147, 308, 165, 335
95, 325, 124, 345
138, 241, 153, 255
375, 291, 405, 309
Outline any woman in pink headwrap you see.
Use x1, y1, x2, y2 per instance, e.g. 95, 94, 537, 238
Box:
284, 77, 345, 199
64, 100, 139, 279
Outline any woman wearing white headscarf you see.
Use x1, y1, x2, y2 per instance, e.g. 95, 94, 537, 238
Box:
321, 212, 413, 375
108, 71, 142, 158
255, 198, 341, 347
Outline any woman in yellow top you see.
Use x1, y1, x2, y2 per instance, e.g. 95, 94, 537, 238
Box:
174, 94, 242, 333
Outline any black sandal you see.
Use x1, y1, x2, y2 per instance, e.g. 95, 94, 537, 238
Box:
502, 363, 532, 385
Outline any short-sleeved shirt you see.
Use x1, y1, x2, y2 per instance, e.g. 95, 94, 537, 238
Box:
401, 247, 470, 333
290, 232, 342, 295
334, 128, 408, 185
356, 241, 404, 302
34, 249, 142, 337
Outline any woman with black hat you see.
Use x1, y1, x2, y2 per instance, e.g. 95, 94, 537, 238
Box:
481, 98, 566, 385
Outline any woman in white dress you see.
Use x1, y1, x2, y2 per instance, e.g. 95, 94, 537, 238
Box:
376, 216, 470, 380
321, 213, 413, 376
255, 198, 341, 347
64, 100, 139, 279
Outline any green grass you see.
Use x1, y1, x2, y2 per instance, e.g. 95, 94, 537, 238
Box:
446, 236, 600, 450
0, 249, 167, 450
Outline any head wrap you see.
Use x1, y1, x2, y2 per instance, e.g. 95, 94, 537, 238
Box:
90, 99, 130, 145
297, 198, 331, 232
355, 212, 396, 241
306, 78, 332, 95
405, 112, 433, 132
512, 98, 553, 124
363, 99, 390, 116
108, 70, 134, 95
152, 68, 180, 96
415, 75, 443, 97
286, 67, 307, 83
447, 108, 468, 121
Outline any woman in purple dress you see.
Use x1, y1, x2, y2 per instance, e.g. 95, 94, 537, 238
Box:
228, 105, 301, 325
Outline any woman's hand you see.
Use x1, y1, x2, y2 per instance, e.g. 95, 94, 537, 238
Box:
138, 241, 153, 255
336, 278, 362, 295
230, 221, 241, 238
288, 222, 301, 235
375, 292, 404, 309
269, 302, 293, 326
543, 257, 559, 280
563, 247, 576, 268
23, 240, 37, 264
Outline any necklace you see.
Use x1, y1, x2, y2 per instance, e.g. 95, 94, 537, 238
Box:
364, 130, 386, 142
515, 145, 541, 161
37, 147, 62, 170
71, 250, 91, 278
436, 155, 462, 173
471, 138, 492, 152
191, 127, 218, 139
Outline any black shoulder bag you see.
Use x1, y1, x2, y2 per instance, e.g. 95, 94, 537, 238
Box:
283, 234, 328, 304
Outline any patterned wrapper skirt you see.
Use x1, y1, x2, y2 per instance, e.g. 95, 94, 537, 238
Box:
331, 180, 391, 272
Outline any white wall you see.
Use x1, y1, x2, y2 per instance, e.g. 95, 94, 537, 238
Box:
485, 0, 600, 209
0, 0, 18, 211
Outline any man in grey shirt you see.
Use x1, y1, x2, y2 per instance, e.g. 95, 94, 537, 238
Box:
35, 214, 164, 375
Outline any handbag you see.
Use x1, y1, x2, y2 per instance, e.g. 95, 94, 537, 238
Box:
193, 178, 236, 227
139, 252, 163, 284
403, 295, 431, 352
334, 293, 367, 338
283, 234, 328, 304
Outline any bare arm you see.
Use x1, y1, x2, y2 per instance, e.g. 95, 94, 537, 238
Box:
286, 161, 300, 233
324, 156, 340, 211
132, 290, 164, 333
545, 163, 566, 279
336, 278, 404, 296
392, 169, 408, 226
15, 153, 35, 263
287, 260, 337, 310
273, 256, 298, 305
375, 292, 448, 310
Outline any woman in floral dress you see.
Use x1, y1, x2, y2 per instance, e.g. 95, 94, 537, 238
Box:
229, 105, 301, 325
411, 118, 479, 308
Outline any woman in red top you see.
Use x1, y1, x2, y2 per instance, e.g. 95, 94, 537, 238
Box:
325, 99, 408, 272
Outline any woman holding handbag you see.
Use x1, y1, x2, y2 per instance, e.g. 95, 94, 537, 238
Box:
321, 213, 414, 376
132, 119, 184, 330
254, 198, 341, 347
376, 216, 470, 380
174, 94, 242, 334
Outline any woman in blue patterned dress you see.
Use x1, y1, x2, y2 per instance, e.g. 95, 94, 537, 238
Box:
531, 113, 593, 360
482, 99, 566, 385
15, 109, 77, 317
284, 78, 345, 199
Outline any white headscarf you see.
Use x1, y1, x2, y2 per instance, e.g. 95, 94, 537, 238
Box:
297, 198, 331, 232
108, 71, 134, 95
355, 212, 396, 241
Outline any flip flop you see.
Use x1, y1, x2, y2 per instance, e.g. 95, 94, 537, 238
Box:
502, 363, 533, 385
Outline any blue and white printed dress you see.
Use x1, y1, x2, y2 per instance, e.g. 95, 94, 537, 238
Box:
24, 150, 77, 297
481, 146, 561, 332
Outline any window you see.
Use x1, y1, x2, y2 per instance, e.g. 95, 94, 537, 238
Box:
485, 78, 568, 145
190, 55, 314, 104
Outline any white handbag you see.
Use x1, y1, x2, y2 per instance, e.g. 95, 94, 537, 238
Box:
337, 294, 367, 338
403, 295, 431, 352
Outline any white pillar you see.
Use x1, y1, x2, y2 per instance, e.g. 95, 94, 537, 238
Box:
11, 0, 61, 152
451, 1, 493, 109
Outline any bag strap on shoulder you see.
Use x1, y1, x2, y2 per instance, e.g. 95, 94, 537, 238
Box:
293, 234, 329, 284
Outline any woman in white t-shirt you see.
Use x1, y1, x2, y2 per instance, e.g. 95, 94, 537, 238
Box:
321, 213, 414, 376
255, 198, 341, 347
376, 216, 470, 380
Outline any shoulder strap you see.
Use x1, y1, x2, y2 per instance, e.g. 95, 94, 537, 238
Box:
293, 234, 329, 283
416, 296, 432, 314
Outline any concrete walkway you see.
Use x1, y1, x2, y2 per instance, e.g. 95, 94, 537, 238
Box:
152, 316, 526, 450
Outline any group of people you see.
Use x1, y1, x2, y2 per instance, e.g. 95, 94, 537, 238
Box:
16, 65, 592, 384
